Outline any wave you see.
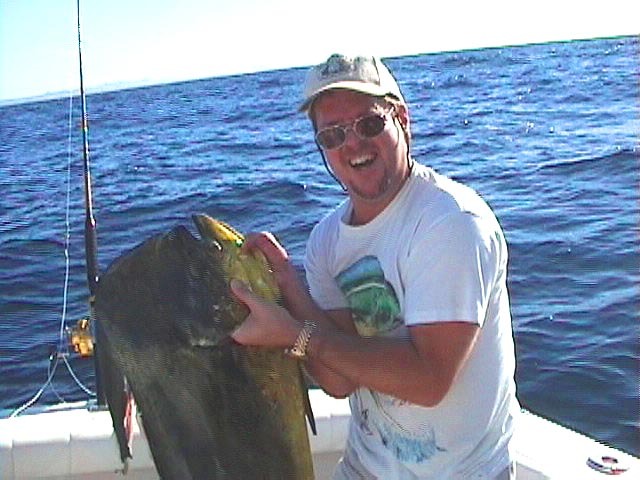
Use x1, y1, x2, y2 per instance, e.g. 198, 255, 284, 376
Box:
533, 147, 639, 175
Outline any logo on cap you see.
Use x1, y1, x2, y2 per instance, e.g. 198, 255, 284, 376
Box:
319, 54, 378, 84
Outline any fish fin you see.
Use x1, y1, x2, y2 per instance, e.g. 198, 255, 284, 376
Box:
96, 325, 132, 462
299, 365, 317, 435
123, 382, 136, 457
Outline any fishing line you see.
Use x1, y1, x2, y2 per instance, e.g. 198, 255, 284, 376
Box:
8, 93, 77, 416
9, 356, 61, 418
62, 91, 95, 397
63, 355, 95, 395
9, 58, 96, 418
59, 94, 74, 347
48, 351, 67, 404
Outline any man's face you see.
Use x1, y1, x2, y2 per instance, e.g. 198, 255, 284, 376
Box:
312, 90, 410, 222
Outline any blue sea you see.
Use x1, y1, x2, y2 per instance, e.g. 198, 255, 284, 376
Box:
0, 36, 638, 457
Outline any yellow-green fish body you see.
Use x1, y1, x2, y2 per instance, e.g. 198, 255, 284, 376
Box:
94, 214, 314, 479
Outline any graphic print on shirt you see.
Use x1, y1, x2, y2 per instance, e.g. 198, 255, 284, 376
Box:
335, 255, 402, 336
336, 256, 446, 464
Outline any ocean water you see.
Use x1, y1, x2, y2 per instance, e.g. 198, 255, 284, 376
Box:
0, 36, 638, 456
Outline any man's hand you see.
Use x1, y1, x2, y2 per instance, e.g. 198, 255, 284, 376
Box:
241, 232, 297, 286
230, 279, 300, 348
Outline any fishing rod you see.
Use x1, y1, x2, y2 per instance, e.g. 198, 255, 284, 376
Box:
76, 0, 106, 406
75, 4, 132, 462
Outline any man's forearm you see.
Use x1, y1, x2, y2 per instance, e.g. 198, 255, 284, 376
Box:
304, 360, 357, 398
306, 323, 446, 407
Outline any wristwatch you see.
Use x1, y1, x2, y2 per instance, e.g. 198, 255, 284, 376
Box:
285, 320, 316, 360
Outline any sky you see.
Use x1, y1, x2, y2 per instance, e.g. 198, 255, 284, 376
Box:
1, 0, 638, 102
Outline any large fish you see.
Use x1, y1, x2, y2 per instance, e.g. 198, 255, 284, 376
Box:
94, 214, 315, 479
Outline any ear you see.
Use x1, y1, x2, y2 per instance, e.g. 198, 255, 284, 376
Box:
394, 103, 411, 142
395, 103, 410, 131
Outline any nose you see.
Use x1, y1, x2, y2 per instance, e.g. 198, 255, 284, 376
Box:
341, 125, 363, 149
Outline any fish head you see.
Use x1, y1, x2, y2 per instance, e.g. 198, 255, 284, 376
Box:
192, 214, 280, 304
97, 224, 244, 348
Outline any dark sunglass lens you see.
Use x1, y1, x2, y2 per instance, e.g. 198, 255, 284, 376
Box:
316, 127, 345, 150
355, 114, 386, 138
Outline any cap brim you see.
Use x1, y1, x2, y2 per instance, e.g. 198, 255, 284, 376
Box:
299, 81, 392, 113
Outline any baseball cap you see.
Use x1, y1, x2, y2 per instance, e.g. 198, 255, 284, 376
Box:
300, 54, 405, 113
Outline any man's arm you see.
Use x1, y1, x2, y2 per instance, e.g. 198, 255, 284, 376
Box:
307, 320, 479, 407
274, 268, 359, 398
302, 309, 358, 398
230, 279, 480, 408
234, 232, 480, 407
238, 232, 357, 398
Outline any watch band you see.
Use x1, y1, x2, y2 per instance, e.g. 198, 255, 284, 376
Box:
285, 320, 316, 360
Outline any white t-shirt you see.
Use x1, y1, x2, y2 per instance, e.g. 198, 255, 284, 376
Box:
305, 163, 519, 479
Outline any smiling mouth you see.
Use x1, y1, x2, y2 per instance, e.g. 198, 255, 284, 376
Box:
350, 155, 374, 168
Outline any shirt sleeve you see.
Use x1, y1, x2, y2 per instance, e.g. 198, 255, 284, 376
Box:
402, 211, 502, 327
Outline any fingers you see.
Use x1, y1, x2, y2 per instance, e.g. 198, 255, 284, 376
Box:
229, 280, 255, 342
229, 279, 297, 347
230, 319, 248, 342
242, 232, 289, 267
230, 279, 255, 306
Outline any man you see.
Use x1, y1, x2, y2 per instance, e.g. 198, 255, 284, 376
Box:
230, 54, 519, 479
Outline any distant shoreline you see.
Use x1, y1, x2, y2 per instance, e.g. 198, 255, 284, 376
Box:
2, 34, 636, 108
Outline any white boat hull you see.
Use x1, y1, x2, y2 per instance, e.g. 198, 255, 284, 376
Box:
1, 389, 636, 479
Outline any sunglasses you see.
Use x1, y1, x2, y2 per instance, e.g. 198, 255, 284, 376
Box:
315, 108, 395, 151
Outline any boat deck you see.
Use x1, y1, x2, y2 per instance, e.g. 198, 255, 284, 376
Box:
1, 390, 637, 479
